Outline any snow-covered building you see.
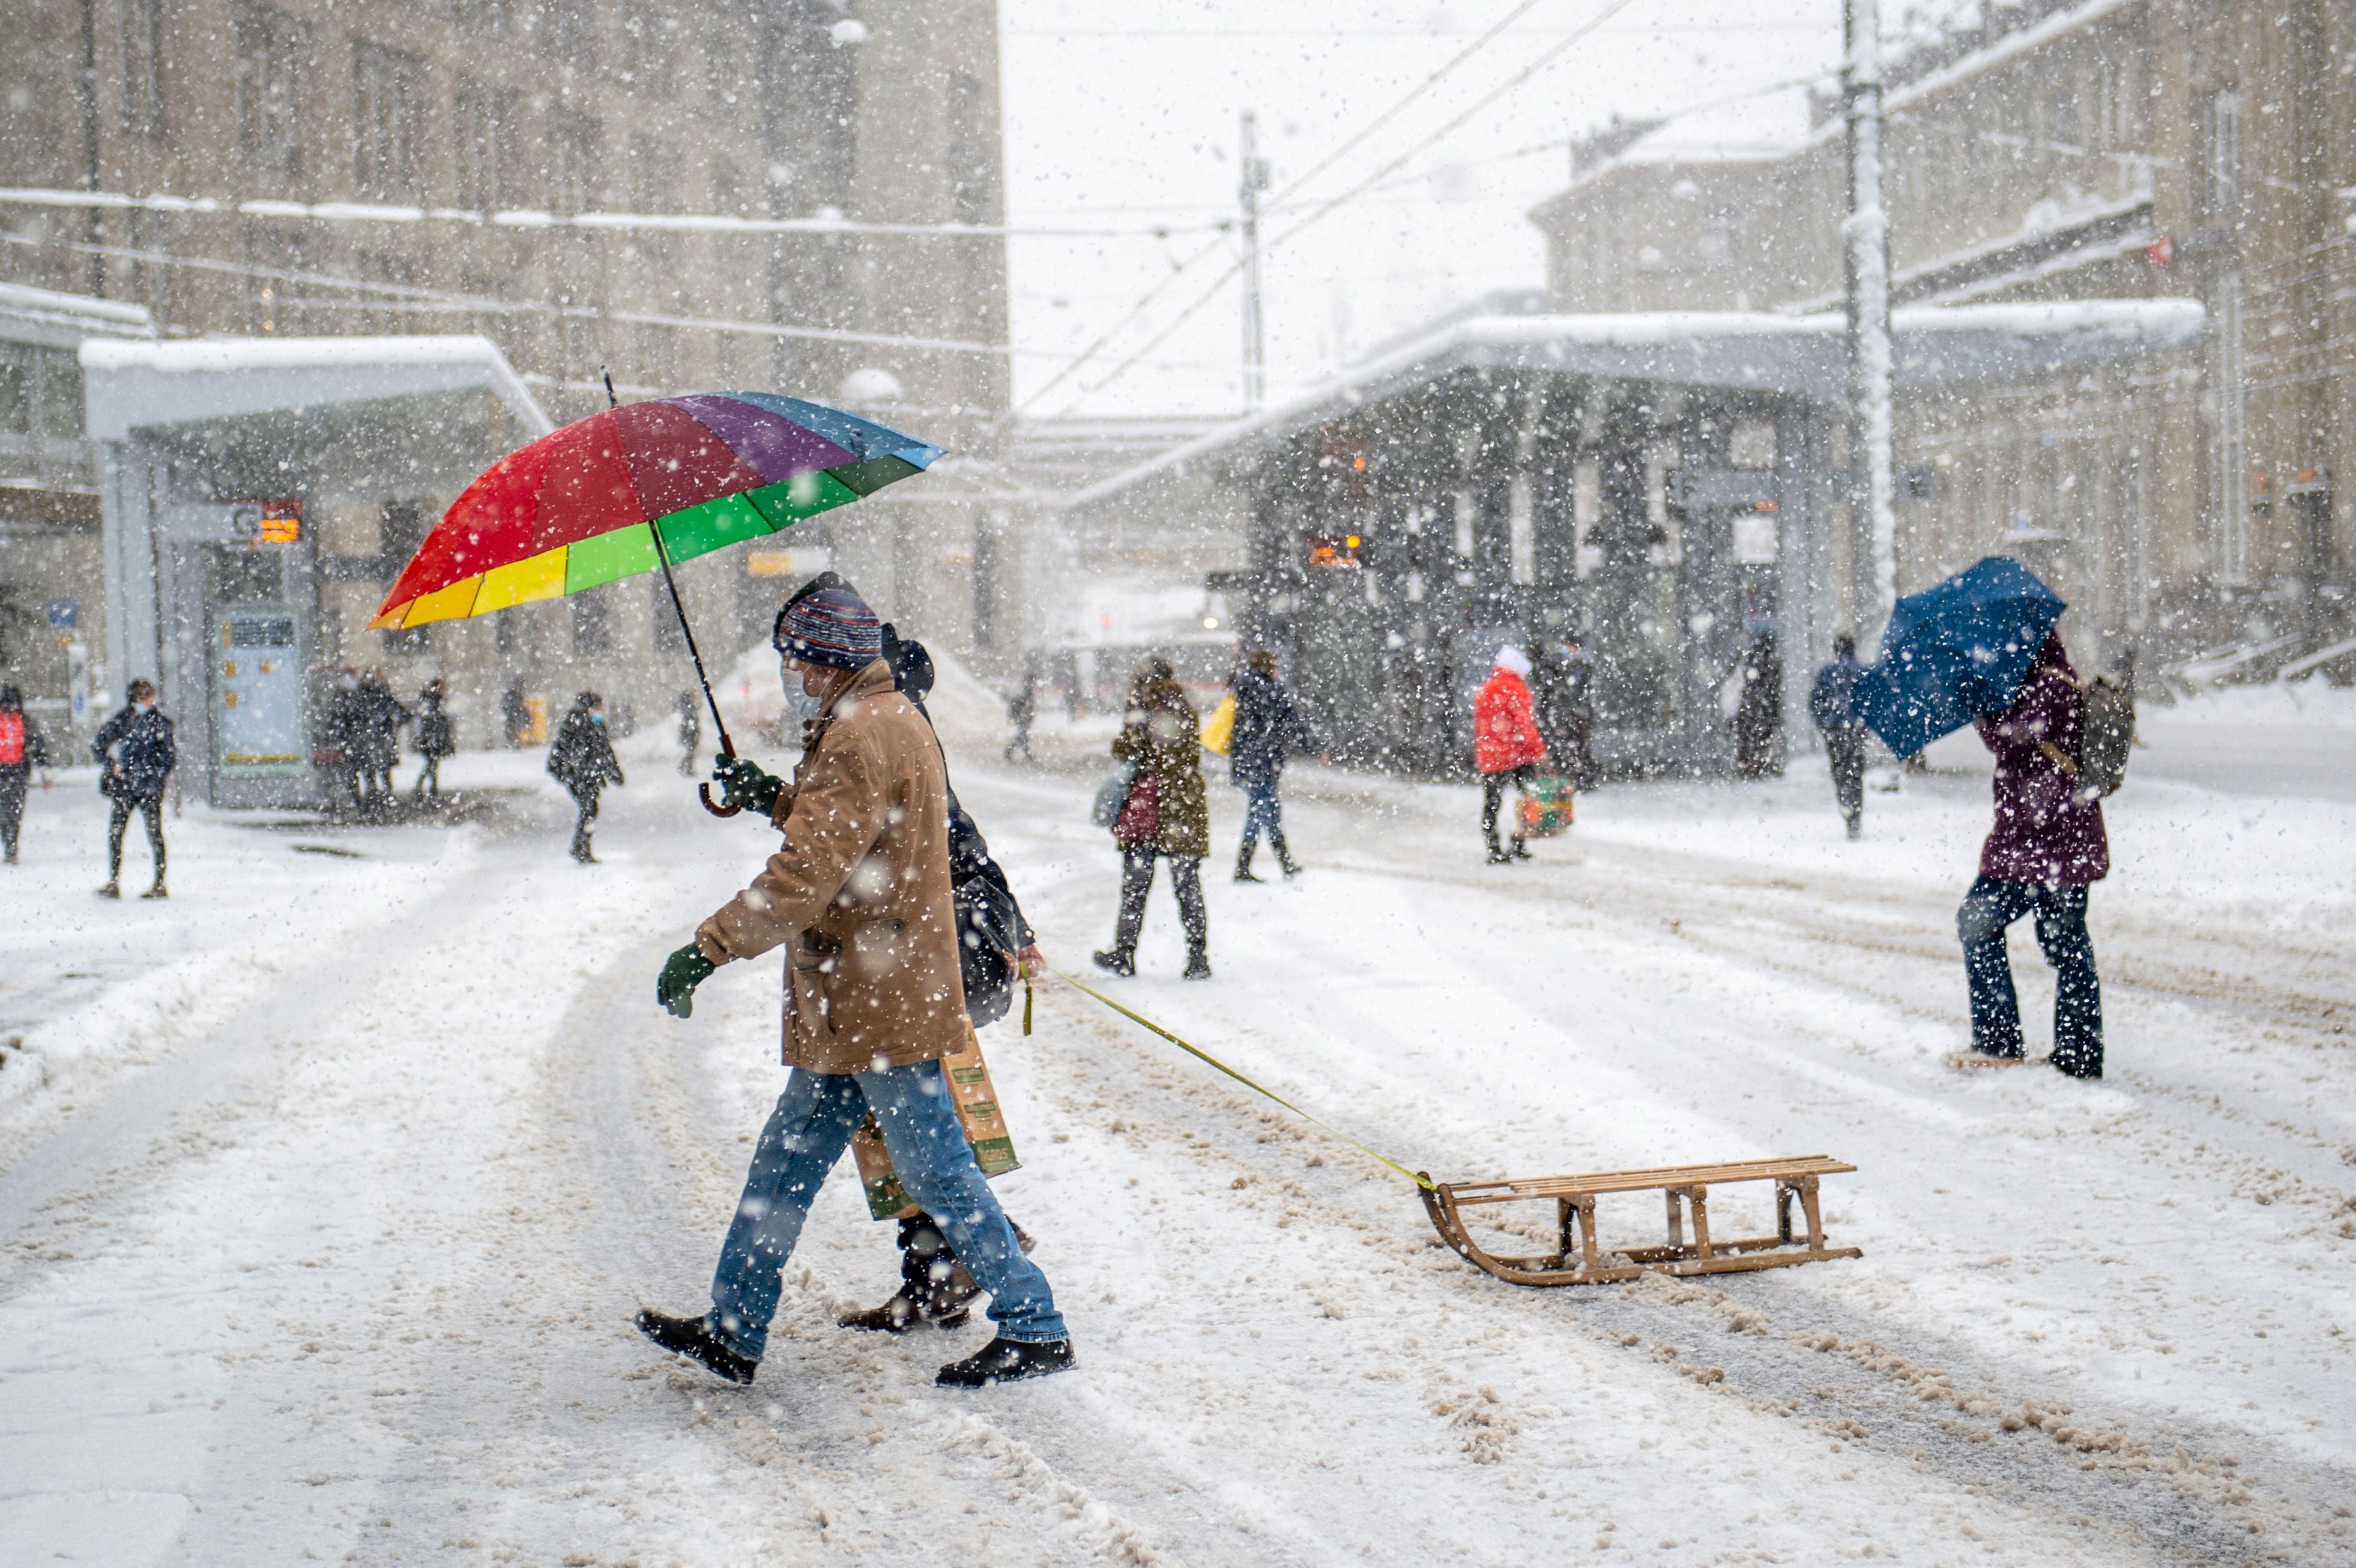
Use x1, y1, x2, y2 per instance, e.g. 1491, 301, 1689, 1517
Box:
1066, 303, 2197, 778
0, 0, 1019, 675
1530, 0, 2356, 674
0, 283, 156, 744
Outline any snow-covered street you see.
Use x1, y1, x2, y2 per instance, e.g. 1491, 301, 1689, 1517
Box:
4, 702, 2354, 1567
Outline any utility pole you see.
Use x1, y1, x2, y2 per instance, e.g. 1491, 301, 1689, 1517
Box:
1843, 0, 1896, 622
1239, 110, 1271, 412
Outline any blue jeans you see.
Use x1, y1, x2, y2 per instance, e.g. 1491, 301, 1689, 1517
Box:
1239, 777, 1282, 851
1957, 875, 2102, 1076
707, 1061, 1067, 1358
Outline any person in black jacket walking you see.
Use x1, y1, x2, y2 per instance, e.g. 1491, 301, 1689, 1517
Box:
1808, 633, 1871, 839
547, 691, 624, 863
1229, 650, 1309, 882
0, 683, 53, 865
93, 678, 175, 899
413, 678, 455, 801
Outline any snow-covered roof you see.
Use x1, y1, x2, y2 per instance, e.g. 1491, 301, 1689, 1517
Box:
80, 333, 550, 442
0, 281, 156, 349
1068, 300, 2203, 509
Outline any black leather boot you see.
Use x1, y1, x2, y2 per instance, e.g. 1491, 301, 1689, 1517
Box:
634, 1308, 757, 1384
1233, 843, 1264, 883
937, 1336, 1075, 1388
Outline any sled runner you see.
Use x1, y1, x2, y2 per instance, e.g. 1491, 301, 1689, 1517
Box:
1420, 1155, 1862, 1286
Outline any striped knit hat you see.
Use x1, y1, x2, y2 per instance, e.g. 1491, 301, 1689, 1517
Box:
773, 584, 883, 670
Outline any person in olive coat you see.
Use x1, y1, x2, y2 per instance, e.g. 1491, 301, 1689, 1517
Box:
1095, 656, 1212, 979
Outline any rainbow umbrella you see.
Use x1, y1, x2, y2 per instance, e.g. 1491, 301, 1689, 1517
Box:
370, 390, 940, 633
370, 388, 941, 807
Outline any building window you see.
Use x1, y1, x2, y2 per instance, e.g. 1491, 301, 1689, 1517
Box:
572, 588, 613, 654
651, 577, 686, 651
620, 0, 676, 97
452, 74, 510, 211
448, 0, 510, 32
630, 133, 679, 214
553, 110, 602, 215
244, 224, 306, 335
2202, 89, 2241, 218
1694, 211, 1742, 268
973, 513, 1003, 650
235, 3, 307, 171
352, 43, 427, 198
539, 2, 597, 73
118, 0, 166, 134
947, 70, 997, 226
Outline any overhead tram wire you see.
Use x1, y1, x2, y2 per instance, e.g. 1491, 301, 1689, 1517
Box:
1015, 0, 1557, 414
1052, 0, 1646, 416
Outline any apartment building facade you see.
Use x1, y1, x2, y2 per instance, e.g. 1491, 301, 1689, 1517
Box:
0, 0, 1019, 759
1530, 0, 2355, 672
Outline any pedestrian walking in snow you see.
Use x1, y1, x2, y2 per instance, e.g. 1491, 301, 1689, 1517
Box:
1228, 650, 1309, 882
321, 669, 367, 815
1732, 633, 1784, 779
1532, 637, 1598, 790
546, 692, 624, 863
501, 681, 532, 749
675, 690, 702, 777
1475, 646, 1548, 864
1953, 632, 2106, 1078
1094, 656, 1212, 980
639, 584, 1074, 1389
412, 678, 455, 802
355, 669, 411, 817
0, 684, 53, 865
1808, 633, 1871, 839
1003, 662, 1037, 764
92, 678, 175, 899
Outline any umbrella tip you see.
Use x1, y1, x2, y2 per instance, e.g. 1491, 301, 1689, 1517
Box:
600, 367, 618, 409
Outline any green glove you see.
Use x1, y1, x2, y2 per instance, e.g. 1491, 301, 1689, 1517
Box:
711, 753, 783, 816
658, 942, 719, 1019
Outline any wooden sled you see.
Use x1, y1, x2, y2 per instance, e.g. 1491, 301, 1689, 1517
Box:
1421, 1154, 1862, 1286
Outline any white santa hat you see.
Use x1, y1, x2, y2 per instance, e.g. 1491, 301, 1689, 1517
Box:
1494, 645, 1532, 678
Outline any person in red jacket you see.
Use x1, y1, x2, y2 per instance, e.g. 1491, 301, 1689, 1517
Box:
1474, 645, 1548, 864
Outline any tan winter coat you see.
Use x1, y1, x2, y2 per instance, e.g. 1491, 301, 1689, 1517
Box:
695, 660, 972, 1073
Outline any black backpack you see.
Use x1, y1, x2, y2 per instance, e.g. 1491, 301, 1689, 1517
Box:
2073, 676, 2135, 798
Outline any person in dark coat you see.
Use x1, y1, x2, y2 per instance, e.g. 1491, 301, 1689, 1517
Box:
1808, 633, 1870, 839
412, 678, 455, 801
1732, 633, 1784, 779
501, 682, 532, 749
1956, 632, 2106, 1078
0, 683, 53, 865
1002, 663, 1037, 764
355, 669, 411, 816
547, 691, 624, 863
675, 690, 702, 777
92, 678, 175, 899
1532, 637, 1598, 789
1095, 656, 1211, 979
1228, 649, 1309, 882
319, 668, 368, 815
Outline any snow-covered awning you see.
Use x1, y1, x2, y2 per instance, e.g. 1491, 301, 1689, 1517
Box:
79, 334, 549, 443
1068, 300, 2204, 509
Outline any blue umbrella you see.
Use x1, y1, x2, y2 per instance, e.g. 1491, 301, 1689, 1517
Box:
1852, 556, 2065, 758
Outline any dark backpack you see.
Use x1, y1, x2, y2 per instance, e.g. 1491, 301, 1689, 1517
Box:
2074, 676, 2134, 798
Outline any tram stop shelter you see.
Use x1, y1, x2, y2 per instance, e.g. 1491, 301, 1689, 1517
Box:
1063, 301, 2202, 778
82, 336, 551, 808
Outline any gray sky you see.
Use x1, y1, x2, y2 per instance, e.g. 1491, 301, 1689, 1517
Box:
998, 0, 1850, 419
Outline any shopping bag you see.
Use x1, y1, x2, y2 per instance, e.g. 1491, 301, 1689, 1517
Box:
1111, 772, 1161, 848
1518, 773, 1575, 837
851, 1028, 1021, 1220
1200, 693, 1237, 755
1090, 758, 1140, 827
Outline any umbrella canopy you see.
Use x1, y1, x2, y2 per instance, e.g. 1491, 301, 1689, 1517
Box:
369, 392, 941, 630
1851, 556, 2065, 759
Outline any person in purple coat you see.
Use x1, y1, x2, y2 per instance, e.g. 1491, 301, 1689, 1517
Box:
1956, 632, 2106, 1077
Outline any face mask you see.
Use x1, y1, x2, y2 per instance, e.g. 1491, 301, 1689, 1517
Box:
590, 712, 606, 725
781, 662, 823, 720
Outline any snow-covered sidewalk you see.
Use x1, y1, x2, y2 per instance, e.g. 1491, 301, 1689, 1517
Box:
2, 726, 2351, 1565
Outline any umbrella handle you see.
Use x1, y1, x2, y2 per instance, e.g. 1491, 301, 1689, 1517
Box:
701, 732, 744, 818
